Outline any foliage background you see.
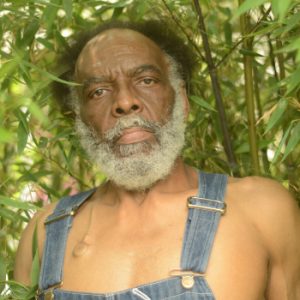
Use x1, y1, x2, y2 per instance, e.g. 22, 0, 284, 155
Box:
0, 0, 299, 298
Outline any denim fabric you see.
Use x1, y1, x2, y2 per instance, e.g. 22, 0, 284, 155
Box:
37, 171, 227, 299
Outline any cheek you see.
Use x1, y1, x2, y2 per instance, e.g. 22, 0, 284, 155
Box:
141, 87, 175, 118
79, 104, 112, 135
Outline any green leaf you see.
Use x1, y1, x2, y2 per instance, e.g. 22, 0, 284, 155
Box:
224, 21, 232, 46
285, 67, 300, 94
0, 255, 6, 293
28, 101, 49, 126
63, 0, 73, 21
0, 195, 37, 210
4, 280, 33, 300
0, 58, 20, 79
15, 109, 29, 133
271, 0, 292, 21
190, 95, 216, 112
41, 0, 60, 32
275, 37, 300, 54
112, 6, 124, 18
239, 48, 264, 57
272, 122, 293, 163
17, 122, 29, 154
36, 38, 55, 51
19, 20, 40, 47
281, 122, 300, 162
22, 60, 80, 87
0, 127, 14, 143
232, 0, 267, 20
30, 226, 40, 287
0, 207, 28, 222
38, 137, 48, 148
265, 98, 288, 133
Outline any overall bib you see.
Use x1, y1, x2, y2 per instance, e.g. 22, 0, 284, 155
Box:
37, 172, 227, 299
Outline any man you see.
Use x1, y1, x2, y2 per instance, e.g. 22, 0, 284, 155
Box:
15, 20, 300, 299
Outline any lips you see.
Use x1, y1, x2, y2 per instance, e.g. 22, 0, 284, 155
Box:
116, 127, 154, 144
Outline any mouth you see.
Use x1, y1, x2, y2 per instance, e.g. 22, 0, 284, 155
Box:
116, 127, 154, 145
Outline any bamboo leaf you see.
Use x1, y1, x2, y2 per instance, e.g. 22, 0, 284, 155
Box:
224, 21, 233, 46
0, 255, 6, 293
22, 60, 80, 87
190, 95, 216, 112
0, 195, 37, 210
285, 67, 300, 94
5, 280, 32, 299
30, 226, 40, 287
272, 122, 293, 163
232, 0, 267, 20
0, 58, 20, 79
265, 98, 288, 133
271, 0, 292, 21
28, 101, 49, 126
17, 122, 29, 154
275, 37, 300, 54
41, 0, 60, 32
239, 48, 264, 57
19, 20, 40, 47
0, 128, 14, 143
36, 38, 55, 51
281, 122, 300, 162
275, 12, 300, 36
0, 207, 28, 222
63, 0, 73, 21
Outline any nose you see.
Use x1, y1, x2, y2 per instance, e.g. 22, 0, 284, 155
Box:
111, 86, 143, 117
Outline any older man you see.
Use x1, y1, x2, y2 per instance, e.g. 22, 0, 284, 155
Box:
15, 21, 300, 299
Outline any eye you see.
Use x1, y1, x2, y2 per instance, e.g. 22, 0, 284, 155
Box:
139, 77, 158, 86
88, 88, 105, 99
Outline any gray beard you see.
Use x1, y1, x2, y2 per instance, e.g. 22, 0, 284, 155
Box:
75, 85, 186, 191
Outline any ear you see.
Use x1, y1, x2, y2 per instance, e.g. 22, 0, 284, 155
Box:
180, 83, 190, 119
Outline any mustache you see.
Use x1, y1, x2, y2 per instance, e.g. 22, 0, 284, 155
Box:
102, 115, 161, 144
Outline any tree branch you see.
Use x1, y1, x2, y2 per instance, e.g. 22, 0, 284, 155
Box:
239, 0, 260, 175
193, 0, 238, 174
161, 0, 205, 61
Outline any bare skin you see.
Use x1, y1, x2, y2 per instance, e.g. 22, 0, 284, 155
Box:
14, 29, 300, 299
14, 163, 300, 299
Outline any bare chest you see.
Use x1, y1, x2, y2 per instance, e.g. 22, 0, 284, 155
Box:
58, 201, 268, 299
62, 203, 187, 293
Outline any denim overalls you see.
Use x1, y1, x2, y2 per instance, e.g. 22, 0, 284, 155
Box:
37, 171, 227, 300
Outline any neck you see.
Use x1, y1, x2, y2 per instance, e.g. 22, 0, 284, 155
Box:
97, 158, 198, 207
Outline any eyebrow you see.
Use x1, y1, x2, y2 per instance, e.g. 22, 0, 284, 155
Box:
130, 64, 162, 77
82, 76, 112, 92
81, 64, 163, 92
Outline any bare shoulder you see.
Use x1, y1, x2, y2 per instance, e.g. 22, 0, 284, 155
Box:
227, 175, 299, 217
227, 176, 300, 231
227, 176, 300, 297
14, 201, 58, 285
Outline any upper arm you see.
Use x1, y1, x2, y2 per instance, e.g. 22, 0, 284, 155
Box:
14, 204, 56, 285
240, 177, 300, 297
14, 213, 39, 285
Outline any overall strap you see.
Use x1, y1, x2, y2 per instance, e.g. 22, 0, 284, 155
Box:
180, 171, 227, 274
38, 189, 96, 295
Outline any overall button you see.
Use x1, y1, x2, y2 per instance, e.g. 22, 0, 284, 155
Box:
181, 275, 195, 289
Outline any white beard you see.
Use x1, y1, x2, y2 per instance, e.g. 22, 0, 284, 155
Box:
75, 82, 186, 191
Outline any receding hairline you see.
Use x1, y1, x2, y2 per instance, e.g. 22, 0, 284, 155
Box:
75, 28, 174, 81
75, 28, 169, 68
52, 20, 197, 117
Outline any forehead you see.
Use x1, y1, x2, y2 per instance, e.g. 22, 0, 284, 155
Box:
75, 29, 168, 80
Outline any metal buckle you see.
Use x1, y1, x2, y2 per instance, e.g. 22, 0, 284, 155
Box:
44, 209, 77, 225
187, 196, 226, 215
36, 282, 63, 299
